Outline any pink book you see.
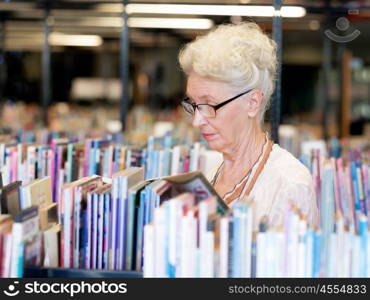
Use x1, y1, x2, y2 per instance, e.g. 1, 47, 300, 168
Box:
11, 150, 18, 183
50, 139, 57, 202
332, 158, 341, 214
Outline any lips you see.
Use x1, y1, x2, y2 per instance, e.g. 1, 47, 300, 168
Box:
202, 133, 216, 140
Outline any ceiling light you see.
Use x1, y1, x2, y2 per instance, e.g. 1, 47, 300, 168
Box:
128, 18, 213, 30
49, 33, 102, 47
125, 4, 306, 18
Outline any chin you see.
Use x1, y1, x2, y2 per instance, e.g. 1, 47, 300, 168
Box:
207, 140, 224, 152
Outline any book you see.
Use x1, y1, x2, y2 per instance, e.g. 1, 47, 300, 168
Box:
22, 177, 52, 209
0, 181, 22, 215
39, 202, 58, 231
43, 223, 61, 268
9, 206, 41, 277
161, 171, 229, 215
0, 215, 13, 277
126, 180, 150, 271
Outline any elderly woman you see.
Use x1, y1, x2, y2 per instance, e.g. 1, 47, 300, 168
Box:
179, 22, 319, 229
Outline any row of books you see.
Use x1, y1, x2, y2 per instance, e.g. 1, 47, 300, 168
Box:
0, 135, 222, 205
59, 168, 227, 273
0, 134, 368, 277
0, 182, 60, 277
144, 150, 370, 277
300, 149, 370, 231
0, 163, 224, 277
144, 198, 369, 278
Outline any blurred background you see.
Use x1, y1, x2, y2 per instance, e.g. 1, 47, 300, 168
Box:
0, 0, 369, 145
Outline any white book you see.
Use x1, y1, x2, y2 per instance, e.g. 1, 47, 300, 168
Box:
244, 206, 253, 277
168, 199, 180, 277
154, 206, 167, 277
286, 213, 299, 277
265, 232, 276, 277
256, 231, 266, 278
43, 224, 60, 268
343, 231, 351, 277
180, 213, 197, 277
336, 218, 345, 277
297, 218, 307, 277
239, 208, 247, 277
143, 224, 155, 278
175, 201, 183, 278
351, 235, 361, 277
171, 146, 180, 175
9, 223, 23, 278
198, 201, 208, 277
328, 233, 337, 277
203, 231, 214, 277
219, 217, 229, 278
2, 233, 13, 277
275, 232, 285, 278
189, 142, 200, 172
22, 185, 31, 210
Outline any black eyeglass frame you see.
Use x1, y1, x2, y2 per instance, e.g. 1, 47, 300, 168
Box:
181, 88, 253, 117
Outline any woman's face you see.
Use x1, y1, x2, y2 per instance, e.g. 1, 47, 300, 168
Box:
186, 72, 259, 152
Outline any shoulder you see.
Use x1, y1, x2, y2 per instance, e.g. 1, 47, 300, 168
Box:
265, 143, 313, 186
259, 143, 319, 227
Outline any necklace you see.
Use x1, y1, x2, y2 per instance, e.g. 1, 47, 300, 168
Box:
212, 133, 269, 200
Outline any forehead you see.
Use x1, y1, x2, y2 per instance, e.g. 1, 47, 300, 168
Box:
186, 72, 234, 100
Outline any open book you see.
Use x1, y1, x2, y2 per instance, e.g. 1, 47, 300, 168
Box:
151, 171, 229, 215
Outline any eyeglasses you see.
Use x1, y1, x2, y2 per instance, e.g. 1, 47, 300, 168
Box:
181, 89, 253, 118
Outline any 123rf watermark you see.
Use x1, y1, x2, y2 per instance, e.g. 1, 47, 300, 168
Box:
325, 9, 361, 43
2, 280, 127, 298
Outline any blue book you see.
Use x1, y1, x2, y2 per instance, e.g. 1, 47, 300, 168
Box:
66, 143, 74, 183
351, 161, 361, 211
232, 207, 241, 277
125, 181, 148, 271
313, 231, 321, 278
227, 218, 234, 278
81, 210, 87, 269
103, 193, 110, 270
359, 215, 368, 277
305, 229, 314, 277
136, 189, 146, 271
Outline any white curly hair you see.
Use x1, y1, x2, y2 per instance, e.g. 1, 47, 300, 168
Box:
179, 22, 277, 123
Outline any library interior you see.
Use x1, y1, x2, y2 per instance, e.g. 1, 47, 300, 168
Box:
0, 0, 369, 278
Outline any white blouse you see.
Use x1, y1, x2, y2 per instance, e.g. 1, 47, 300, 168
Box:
209, 143, 320, 231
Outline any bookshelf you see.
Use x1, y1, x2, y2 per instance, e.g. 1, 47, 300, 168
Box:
24, 266, 143, 278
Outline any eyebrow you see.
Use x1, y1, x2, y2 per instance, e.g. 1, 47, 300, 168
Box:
186, 94, 217, 104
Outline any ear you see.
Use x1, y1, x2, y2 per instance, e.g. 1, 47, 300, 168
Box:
245, 89, 263, 118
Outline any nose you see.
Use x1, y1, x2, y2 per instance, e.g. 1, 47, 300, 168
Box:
192, 108, 207, 128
